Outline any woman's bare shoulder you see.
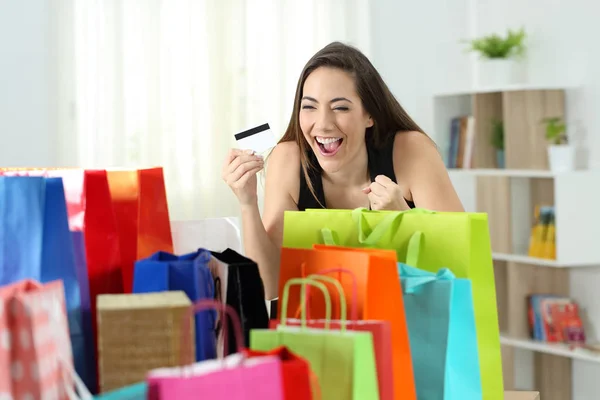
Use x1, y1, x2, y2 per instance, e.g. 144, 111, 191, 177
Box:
393, 130, 464, 211
394, 130, 437, 152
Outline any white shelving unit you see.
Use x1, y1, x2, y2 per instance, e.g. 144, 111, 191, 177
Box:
491, 253, 600, 268
449, 169, 600, 266
434, 84, 579, 98
500, 335, 600, 364
449, 168, 563, 178
435, 84, 600, 399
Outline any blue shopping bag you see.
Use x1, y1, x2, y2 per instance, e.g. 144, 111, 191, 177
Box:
133, 249, 216, 361
71, 230, 97, 391
0, 176, 94, 389
93, 382, 147, 400
399, 262, 482, 400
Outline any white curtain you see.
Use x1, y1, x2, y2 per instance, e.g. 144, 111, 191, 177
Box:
55, 0, 371, 220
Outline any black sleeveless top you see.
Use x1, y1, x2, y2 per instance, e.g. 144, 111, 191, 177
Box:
296, 136, 416, 211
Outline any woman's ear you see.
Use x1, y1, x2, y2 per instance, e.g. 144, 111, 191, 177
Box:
366, 115, 374, 128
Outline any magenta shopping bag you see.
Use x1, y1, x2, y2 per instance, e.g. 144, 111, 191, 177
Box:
146, 299, 284, 400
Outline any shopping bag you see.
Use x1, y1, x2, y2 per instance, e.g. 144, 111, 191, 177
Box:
0, 279, 73, 400
208, 248, 269, 355
0, 176, 94, 391
147, 299, 284, 400
133, 250, 216, 361
0, 168, 124, 302
252, 278, 379, 400
171, 217, 243, 254
400, 238, 482, 399
243, 346, 317, 400
283, 207, 503, 399
93, 383, 147, 400
71, 230, 96, 392
272, 268, 394, 400
276, 246, 415, 400
0, 168, 124, 393
106, 167, 173, 293
96, 291, 193, 393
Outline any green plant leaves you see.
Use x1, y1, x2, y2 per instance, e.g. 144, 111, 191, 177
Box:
490, 119, 504, 150
542, 117, 567, 145
465, 27, 526, 59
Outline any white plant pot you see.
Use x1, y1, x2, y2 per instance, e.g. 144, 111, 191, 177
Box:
548, 144, 575, 172
477, 59, 524, 87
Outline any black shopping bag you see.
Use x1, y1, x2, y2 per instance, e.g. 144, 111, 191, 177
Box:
208, 249, 269, 355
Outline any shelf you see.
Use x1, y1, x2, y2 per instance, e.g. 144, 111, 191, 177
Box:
500, 335, 600, 363
434, 84, 577, 98
447, 168, 597, 178
448, 168, 556, 178
492, 253, 600, 268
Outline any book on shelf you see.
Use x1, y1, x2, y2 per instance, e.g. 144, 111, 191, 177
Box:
446, 115, 475, 169
528, 294, 586, 345
527, 205, 556, 260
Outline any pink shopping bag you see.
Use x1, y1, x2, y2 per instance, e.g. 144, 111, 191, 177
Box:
0, 279, 73, 400
270, 268, 394, 400
147, 299, 284, 400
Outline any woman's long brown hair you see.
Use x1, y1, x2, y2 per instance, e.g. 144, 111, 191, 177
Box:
278, 41, 426, 204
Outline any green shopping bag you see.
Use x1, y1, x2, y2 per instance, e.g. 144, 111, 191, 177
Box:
250, 277, 379, 400
283, 208, 503, 400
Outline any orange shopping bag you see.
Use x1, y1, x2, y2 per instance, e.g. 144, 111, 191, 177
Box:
106, 167, 173, 293
277, 246, 416, 400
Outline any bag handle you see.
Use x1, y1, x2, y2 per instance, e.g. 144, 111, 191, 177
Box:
320, 208, 435, 246
295, 268, 359, 323
400, 266, 456, 294
303, 275, 348, 332
62, 355, 94, 400
182, 299, 244, 365
399, 230, 456, 293
321, 228, 337, 245
405, 230, 423, 267
280, 278, 332, 330
354, 208, 436, 245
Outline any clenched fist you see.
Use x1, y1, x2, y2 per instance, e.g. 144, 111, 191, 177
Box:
362, 175, 411, 211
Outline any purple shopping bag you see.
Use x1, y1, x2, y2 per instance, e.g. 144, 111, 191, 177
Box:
146, 300, 284, 400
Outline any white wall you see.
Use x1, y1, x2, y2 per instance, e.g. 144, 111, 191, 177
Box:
0, 0, 58, 167
369, 0, 474, 143
371, 1, 600, 399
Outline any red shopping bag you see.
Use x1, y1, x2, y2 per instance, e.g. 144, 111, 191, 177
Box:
243, 346, 319, 400
271, 268, 394, 400
106, 167, 173, 293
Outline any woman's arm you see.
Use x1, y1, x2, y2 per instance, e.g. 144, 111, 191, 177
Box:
394, 131, 465, 212
241, 142, 300, 299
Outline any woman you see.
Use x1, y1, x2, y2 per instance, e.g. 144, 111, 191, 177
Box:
222, 42, 463, 300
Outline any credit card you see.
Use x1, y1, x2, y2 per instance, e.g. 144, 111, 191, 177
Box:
234, 123, 277, 154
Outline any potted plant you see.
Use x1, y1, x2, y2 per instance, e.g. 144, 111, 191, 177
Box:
491, 119, 505, 168
543, 117, 574, 172
465, 27, 526, 87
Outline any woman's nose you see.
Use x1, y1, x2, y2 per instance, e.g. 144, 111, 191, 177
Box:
315, 109, 335, 132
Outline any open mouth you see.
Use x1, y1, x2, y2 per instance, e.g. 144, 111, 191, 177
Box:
316, 136, 343, 156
